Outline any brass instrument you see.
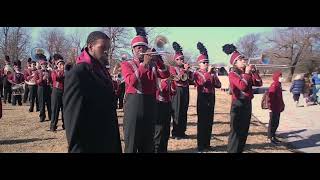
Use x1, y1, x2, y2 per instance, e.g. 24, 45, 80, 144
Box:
180, 73, 188, 81
248, 54, 294, 68
31, 47, 50, 62
140, 35, 171, 56
171, 67, 190, 82
25, 69, 37, 85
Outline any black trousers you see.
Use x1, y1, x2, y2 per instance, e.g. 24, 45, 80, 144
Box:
293, 94, 300, 101
154, 101, 171, 153
0, 83, 3, 97
227, 99, 252, 153
23, 84, 30, 103
117, 83, 125, 109
268, 112, 280, 139
29, 85, 39, 111
38, 85, 52, 122
123, 94, 156, 153
12, 95, 22, 106
197, 93, 215, 150
171, 86, 189, 137
50, 88, 64, 130
4, 87, 12, 103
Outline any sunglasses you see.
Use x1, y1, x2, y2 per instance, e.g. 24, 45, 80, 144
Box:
201, 62, 209, 64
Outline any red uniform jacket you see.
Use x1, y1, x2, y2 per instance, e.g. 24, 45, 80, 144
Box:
23, 68, 31, 81
121, 57, 170, 95
156, 78, 176, 103
25, 69, 37, 82
194, 69, 221, 94
169, 66, 193, 87
51, 69, 64, 90
35, 69, 52, 86
229, 69, 262, 102
8, 72, 25, 84
268, 71, 285, 113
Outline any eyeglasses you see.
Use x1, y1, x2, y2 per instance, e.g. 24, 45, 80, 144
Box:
201, 62, 209, 64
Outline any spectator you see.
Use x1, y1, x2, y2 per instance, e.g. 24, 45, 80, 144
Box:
290, 74, 305, 107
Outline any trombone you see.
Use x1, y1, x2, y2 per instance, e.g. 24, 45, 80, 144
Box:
140, 51, 170, 56
248, 55, 294, 69
140, 35, 171, 56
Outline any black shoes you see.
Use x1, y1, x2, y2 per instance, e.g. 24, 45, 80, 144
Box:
270, 137, 282, 144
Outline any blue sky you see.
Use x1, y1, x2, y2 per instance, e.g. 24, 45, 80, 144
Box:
30, 27, 275, 64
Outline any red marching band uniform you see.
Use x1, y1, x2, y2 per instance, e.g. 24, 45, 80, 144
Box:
169, 42, 192, 139
50, 61, 65, 131
8, 61, 25, 106
223, 44, 262, 153
193, 42, 221, 151
154, 69, 176, 152
34, 60, 52, 122
22, 58, 32, 103
25, 61, 39, 112
121, 27, 169, 153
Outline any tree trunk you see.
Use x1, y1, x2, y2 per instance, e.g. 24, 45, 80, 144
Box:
287, 66, 296, 82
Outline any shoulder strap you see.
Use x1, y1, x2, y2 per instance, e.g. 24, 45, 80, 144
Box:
128, 61, 143, 94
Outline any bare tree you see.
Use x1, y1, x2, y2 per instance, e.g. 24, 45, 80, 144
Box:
69, 31, 83, 55
236, 33, 261, 58
0, 27, 10, 57
67, 30, 87, 65
0, 27, 31, 62
38, 28, 73, 60
266, 27, 320, 81
100, 27, 132, 68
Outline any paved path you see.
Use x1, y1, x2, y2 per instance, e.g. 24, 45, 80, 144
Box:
252, 84, 320, 153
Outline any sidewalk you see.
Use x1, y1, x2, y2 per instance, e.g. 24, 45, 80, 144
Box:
252, 85, 320, 153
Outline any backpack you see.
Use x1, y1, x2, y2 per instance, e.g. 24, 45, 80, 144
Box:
261, 91, 270, 109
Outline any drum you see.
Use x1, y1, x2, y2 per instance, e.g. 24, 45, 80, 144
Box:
12, 84, 25, 96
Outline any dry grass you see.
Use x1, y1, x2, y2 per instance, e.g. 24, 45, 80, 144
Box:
0, 85, 293, 153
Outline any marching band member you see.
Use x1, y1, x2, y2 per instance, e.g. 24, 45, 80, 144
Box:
222, 44, 263, 153
8, 60, 25, 106
50, 54, 65, 132
35, 56, 52, 122
26, 60, 40, 112
3, 56, 12, 104
154, 65, 176, 153
121, 27, 170, 153
63, 31, 122, 153
23, 58, 32, 103
170, 42, 192, 139
193, 42, 221, 152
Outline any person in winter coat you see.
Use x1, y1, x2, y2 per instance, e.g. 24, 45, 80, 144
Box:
290, 74, 305, 107
312, 71, 320, 104
268, 71, 285, 144
303, 73, 312, 106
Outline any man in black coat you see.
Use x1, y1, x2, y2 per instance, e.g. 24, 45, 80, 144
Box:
63, 31, 122, 153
